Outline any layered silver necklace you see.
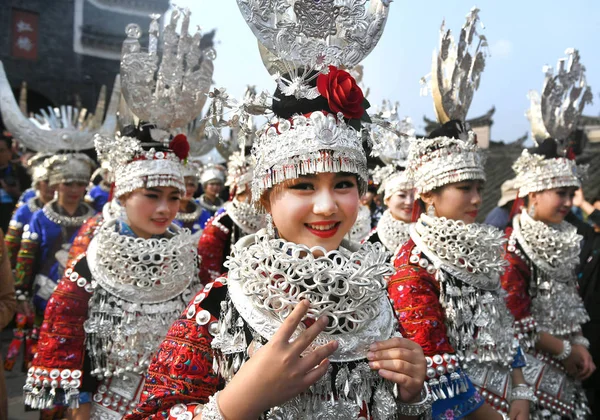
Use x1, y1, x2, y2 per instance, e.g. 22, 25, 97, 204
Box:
26, 196, 42, 213
511, 211, 589, 337
211, 232, 407, 419
42, 199, 95, 227
199, 194, 223, 213
84, 219, 201, 379
347, 204, 372, 242
376, 210, 410, 254
176, 200, 202, 223
411, 215, 517, 367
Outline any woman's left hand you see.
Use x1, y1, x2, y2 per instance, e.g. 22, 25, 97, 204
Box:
367, 337, 427, 403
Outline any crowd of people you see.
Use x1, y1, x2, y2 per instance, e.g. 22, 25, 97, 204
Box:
0, 3, 598, 420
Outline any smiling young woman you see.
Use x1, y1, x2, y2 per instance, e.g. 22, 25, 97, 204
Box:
127, 66, 430, 419
502, 138, 595, 418
25, 124, 204, 419
389, 120, 532, 420
365, 169, 415, 256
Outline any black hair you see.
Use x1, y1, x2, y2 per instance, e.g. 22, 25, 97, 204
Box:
121, 122, 170, 153
427, 120, 470, 141
271, 70, 368, 131
272, 71, 331, 120
531, 138, 560, 160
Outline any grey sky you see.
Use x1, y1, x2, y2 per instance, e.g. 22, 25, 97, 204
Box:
172, 0, 600, 143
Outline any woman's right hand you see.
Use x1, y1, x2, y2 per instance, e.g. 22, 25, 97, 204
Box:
216, 300, 338, 420
564, 344, 596, 380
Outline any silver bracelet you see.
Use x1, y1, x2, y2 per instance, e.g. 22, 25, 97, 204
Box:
200, 392, 225, 420
509, 384, 537, 403
555, 340, 572, 361
571, 335, 590, 349
397, 383, 433, 417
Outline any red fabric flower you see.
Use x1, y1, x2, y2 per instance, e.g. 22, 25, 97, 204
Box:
170, 134, 190, 161
317, 66, 365, 120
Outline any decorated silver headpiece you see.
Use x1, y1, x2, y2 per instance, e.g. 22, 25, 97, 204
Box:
95, 7, 216, 198
369, 100, 414, 199
45, 153, 96, 186
200, 163, 226, 186
239, 0, 390, 100
409, 8, 488, 196
0, 65, 120, 152
238, 1, 391, 204
514, 49, 592, 197
119, 8, 215, 130
27, 153, 52, 185
94, 130, 186, 197
226, 151, 254, 195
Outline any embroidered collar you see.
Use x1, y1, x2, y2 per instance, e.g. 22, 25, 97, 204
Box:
376, 210, 410, 254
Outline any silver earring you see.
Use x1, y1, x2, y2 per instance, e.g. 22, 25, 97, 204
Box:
265, 213, 275, 237
427, 203, 436, 217
528, 204, 535, 218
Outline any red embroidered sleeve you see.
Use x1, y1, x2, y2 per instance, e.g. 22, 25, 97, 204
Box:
5, 221, 23, 269
14, 232, 39, 294
27, 215, 105, 400
501, 228, 537, 349
127, 281, 224, 419
197, 214, 230, 284
28, 255, 92, 395
67, 214, 104, 261
388, 240, 455, 357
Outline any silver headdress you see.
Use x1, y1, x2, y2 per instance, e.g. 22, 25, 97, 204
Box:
239, 0, 390, 99
206, 0, 389, 206
45, 153, 96, 186
369, 101, 414, 199
0, 65, 120, 152
95, 128, 186, 198
253, 111, 368, 199
119, 9, 215, 131
95, 7, 217, 198
409, 8, 488, 196
514, 49, 592, 197
200, 163, 226, 186
226, 151, 254, 195
27, 153, 52, 185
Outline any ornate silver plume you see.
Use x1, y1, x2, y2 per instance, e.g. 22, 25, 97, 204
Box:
369, 100, 414, 166
120, 8, 215, 130
0, 62, 120, 152
423, 7, 488, 123
526, 48, 593, 147
238, 0, 390, 98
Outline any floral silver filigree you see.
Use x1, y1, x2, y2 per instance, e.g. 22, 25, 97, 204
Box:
237, 0, 390, 98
